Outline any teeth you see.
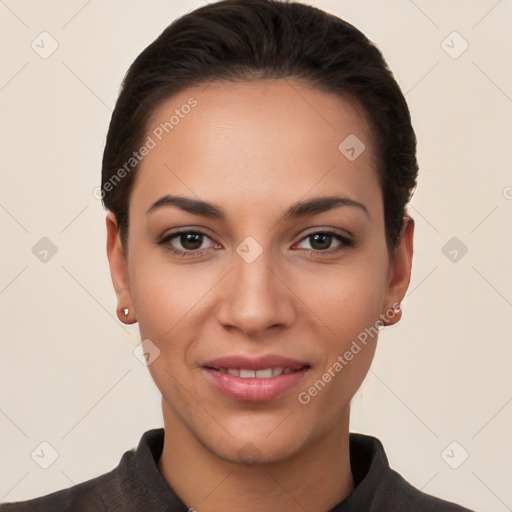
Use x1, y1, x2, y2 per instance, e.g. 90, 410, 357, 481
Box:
255, 368, 273, 378
216, 367, 294, 378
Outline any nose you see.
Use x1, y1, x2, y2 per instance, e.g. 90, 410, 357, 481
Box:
215, 245, 296, 337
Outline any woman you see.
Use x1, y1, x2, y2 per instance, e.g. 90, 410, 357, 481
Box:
1, 0, 476, 510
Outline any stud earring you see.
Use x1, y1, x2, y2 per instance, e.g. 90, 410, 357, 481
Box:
122, 308, 129, 316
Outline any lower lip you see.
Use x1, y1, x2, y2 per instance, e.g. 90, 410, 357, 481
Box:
203, 368, 309, 402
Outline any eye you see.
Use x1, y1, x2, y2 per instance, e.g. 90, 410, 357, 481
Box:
295, 231, 353, 255
157, 230, 219, 257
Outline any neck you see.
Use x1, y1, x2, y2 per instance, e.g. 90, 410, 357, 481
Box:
157, 400, 355, 512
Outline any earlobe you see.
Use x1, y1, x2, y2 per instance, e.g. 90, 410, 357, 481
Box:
116, 305, 136, 324
381, 216, 414, 327
105, 211, 137, 325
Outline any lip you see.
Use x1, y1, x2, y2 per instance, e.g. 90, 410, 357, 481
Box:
202, 354, 310, 402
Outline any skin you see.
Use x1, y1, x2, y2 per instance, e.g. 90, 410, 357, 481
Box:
106, 78, 414, 512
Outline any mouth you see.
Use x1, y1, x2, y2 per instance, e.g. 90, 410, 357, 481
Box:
202, 355, 311, 402
205, 366, 307, 378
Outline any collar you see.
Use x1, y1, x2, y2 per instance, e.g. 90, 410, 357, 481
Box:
121, 428, 391, 511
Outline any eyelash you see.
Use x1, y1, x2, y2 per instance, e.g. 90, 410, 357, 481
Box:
156, 229, 354, 258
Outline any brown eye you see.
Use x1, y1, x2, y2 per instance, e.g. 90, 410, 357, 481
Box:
295, 231, 353, 255
157, 230, 217, 257
179, 232, 204, 250
309, 233, 333, 251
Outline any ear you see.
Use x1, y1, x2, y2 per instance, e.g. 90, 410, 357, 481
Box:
381, 216, 414, 326
106, 211, 137, 324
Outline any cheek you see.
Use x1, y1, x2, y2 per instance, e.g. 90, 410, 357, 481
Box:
300, 249, 389, 393
129, 265, 193, 393
299, 255, 388, 338
298, 271, 386, 419
128, 250, 209, 339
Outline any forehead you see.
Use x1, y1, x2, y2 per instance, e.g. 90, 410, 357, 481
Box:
131, 79, 380, 220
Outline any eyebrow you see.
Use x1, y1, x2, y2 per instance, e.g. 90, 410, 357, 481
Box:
146, 194, 370, 221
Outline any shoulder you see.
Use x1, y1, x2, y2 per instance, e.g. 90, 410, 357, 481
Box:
0, 435, 140, 512
348, 433, 476, 512
0, 428, 168, 512
388, 468, 476, 511
0, 471, 114, 512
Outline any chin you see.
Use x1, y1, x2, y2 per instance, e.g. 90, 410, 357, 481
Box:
201, 415, 319, 467
211, 436, 303, 467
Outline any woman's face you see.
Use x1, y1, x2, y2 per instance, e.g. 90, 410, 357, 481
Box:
107, 78, 413, 464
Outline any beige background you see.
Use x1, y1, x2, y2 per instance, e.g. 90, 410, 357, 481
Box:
1, 0, 511, 510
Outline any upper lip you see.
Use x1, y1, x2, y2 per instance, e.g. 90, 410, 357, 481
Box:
203, 355, 309, 371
